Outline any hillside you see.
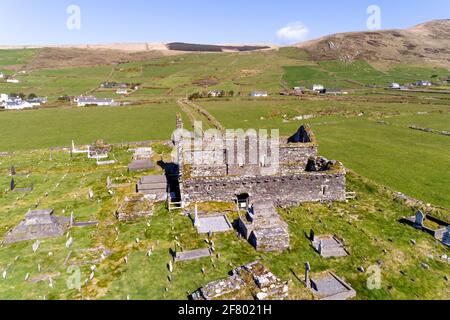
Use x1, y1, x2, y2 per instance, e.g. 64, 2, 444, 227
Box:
295, 20, 450, 67
24, 47, 183, 70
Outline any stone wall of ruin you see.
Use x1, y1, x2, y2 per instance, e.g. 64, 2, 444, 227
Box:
181, 172, 346, 206
182, 143, 319, 178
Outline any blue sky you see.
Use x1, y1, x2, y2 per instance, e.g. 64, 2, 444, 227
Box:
0, 0, 449, 45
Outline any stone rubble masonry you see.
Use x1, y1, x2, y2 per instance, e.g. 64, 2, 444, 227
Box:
182, 172, 346, 207
191, 261, 289, 301
238, 201, 290, 252
116, 195, 154, 222
176, 123, 346, 207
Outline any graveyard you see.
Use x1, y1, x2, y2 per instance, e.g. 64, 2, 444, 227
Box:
0, 131, 448, 300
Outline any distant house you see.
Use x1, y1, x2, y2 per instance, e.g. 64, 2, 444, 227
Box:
6, 78, 20, 84
389, 83, 401, 89
250, 91, 268, 97
446, 77, 450, 84
0, 94, 8, 103
326, 88, 347, 95
100, 82, 118, 89
27, 97, 48, 106
4, 99, 33, 110
414, 80, 432, 87
312, 84, 326, 94
101, 82, 128, 89
116, 89, 129, 95
208, 90, 224, 97
0, 72, 4, 79
75, 96, 115, 107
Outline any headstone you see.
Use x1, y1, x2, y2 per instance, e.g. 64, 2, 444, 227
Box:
194, 204, 199, 227
10, 179, 15, 191
318, 240, 323, 254
10, 166, 16, 176
309, 229, 315, 241
442, 226, 450, 247
305, 262, 311, 288
32, 240, 40, 253
415, 211, 425, 227
66, 237, 73, 248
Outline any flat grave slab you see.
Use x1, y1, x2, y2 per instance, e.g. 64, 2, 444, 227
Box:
312, 235, 349, 258
137, 175, 167, 201
174, 248, 212, 262
128, 159, 154, 172
310, 272, 356, 300
196, 215, 233, 234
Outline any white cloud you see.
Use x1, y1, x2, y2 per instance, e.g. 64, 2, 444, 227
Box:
276, 22, 310, 44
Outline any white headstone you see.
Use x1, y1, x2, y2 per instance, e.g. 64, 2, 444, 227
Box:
194, 204, 200, 227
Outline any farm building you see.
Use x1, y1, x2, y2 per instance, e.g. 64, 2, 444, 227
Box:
0, 93, 8, 103
389, 83, 401, 89
4, 99, 33, 110
208, 90, 224, 97
116, 89, 128, 95
75, 96, 115, 107
312, 84, 326, 93
414, 80, 432, 87
27, 97, 48, 106
6, 78, 20, 84
250, 91, 268, 97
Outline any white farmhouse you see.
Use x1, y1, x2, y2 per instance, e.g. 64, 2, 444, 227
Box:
4, 99, 33, 110
75, 96, 115, 107
116, 89, 128, 95
312, 84, 325, 92
0, 94, 8, 103
389, 83, 401, 89
250, 91, 268, 97
208, 90, 224, 97
0, 72, 4, 79
6, 78, 20, 84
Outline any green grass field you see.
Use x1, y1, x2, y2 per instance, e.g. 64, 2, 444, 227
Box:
283, 61, 449, 88
0, 104, 188, 151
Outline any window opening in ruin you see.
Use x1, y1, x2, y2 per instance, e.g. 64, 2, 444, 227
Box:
236, 193, 250, 211
321, 185, 328, 196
